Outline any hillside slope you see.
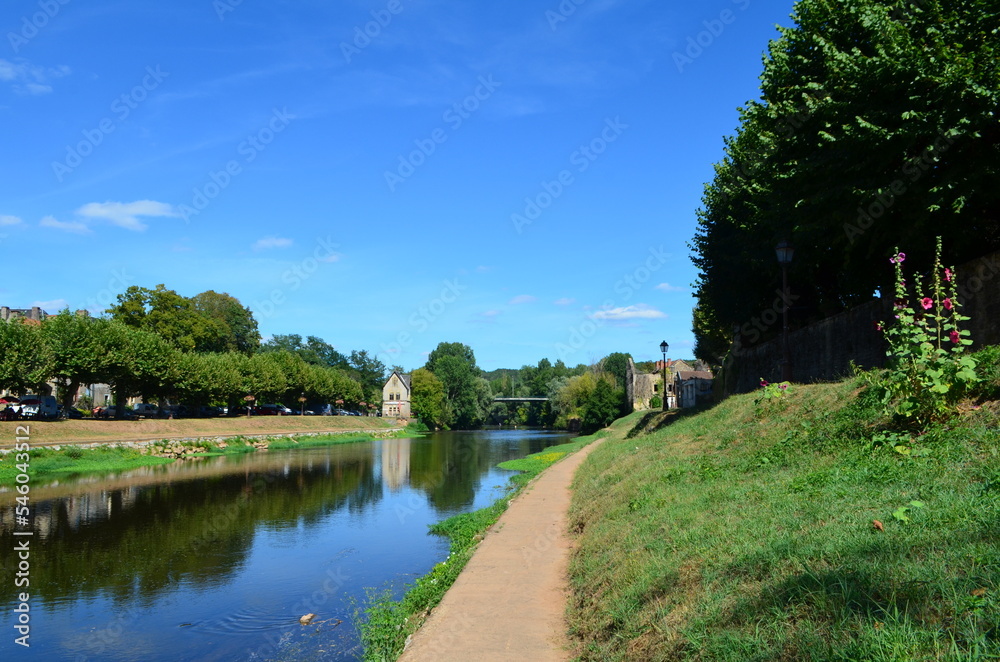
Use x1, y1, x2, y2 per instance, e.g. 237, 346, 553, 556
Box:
568, 357, 1000, 660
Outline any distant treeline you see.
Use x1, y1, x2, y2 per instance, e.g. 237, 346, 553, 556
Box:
0, 285, 387, 416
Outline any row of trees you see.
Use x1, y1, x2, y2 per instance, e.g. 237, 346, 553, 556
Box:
0, 284, 391, 417
0, 312, 365, 415
691, 0, 1000, 367
408, 343, 635, 434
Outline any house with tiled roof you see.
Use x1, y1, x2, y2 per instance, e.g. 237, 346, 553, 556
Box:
382, 371, 411, 419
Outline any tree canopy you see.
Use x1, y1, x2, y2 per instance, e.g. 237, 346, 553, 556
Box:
691, 0, 1000, 366
107, 284, 260, 354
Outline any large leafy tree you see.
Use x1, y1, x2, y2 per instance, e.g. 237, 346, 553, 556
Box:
41, 311, 112, 408
191, 290, 261, 354
691, 0, 1000, 362
410, 367, 448, 429
108, 285, 261, 354
0, 319, 53, 395
97, 321, 178, 416
426, 342, 484, 429
259, 334, 349, 369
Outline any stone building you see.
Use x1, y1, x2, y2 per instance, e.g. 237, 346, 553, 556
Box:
1, 306, 48, 323
382, 371, 411, 419
626, 357, 677, 410
676, 371, 714, 408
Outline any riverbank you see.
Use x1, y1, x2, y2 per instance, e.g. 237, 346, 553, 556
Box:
356, 431, 603, 660
566, 365, 1000, 660
0, 415, 398, 448
0, 426, 412, 487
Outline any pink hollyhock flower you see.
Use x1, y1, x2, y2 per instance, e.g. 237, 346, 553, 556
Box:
944, 268, 952, 282
874, 321, 883, 331
760, 379, 769, 387
778, 383, 788, 391
897, 252, 906, 262
950, 330, 960, 344
921, 297, 933, 310
943, 298, 953, 310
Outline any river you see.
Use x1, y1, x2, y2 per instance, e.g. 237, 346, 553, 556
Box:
0, 428, 574, 661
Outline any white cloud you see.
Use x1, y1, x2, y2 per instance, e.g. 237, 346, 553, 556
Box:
33, 299, 68, 311
76, 200, 180, 231
252, 236, 294, 251
655, 282, 686, 292
508, 294, 537, 305
591, 304, 667, 321
553, 297, 575, 306
0, 58, 70, 95
40, 215, 90, 234
0, 215, 22, 226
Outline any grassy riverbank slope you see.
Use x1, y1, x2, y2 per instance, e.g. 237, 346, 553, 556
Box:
568, 359, 1000, 660
0, 415, 397, 448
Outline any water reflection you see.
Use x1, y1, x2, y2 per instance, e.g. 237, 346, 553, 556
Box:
0, 428, 572, 661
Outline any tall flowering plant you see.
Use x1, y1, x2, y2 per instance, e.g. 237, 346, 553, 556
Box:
875, 237, 978, 426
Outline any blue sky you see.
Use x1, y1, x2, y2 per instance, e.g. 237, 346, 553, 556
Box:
1, 0, 797, 371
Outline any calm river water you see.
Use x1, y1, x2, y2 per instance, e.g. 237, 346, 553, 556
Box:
0, 428, 573, 661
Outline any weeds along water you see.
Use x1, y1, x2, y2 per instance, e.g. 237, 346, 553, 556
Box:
567, 348, 1000, 661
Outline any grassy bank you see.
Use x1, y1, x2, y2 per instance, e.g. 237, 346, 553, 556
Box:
0, 446, 174, 484
356, 433, 598, 661
0, 415, 398, 447
0, 429, 413, 486
567, 353, 1000, 660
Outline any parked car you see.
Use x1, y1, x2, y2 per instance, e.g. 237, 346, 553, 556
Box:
132, 403, 164, 419
100, 405, 138, 420
254, 403, 292, 416
57, 405, 85, 419
19, 395, 59, 420
162, 405, 192, 418
197, 405, 222, 418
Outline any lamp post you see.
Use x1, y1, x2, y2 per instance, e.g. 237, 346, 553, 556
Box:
775, 239, 795, 382
660, 340, 669, 411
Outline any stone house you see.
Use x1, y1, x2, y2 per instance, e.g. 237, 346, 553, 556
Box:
382, 371, 411, 419
626, 358, 677, 410
675, 371, 714, 408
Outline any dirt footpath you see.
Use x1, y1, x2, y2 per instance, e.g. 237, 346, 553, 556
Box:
398, 438, 604, 662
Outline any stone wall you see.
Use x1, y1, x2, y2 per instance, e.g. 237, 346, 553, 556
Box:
721, 249, 1000, 396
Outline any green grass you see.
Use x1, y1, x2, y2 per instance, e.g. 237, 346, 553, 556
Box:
567, 351, 1000, 661
0, 430, 410, 485
355, 433, 600, 661
0, 446, 173, 484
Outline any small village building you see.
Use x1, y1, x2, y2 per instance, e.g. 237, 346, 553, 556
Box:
382, 371, 412, 419
675, 371, 714, 408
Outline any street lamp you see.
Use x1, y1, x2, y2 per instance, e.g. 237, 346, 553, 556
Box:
775, 239, 795, 382
659, 340, 669, 411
